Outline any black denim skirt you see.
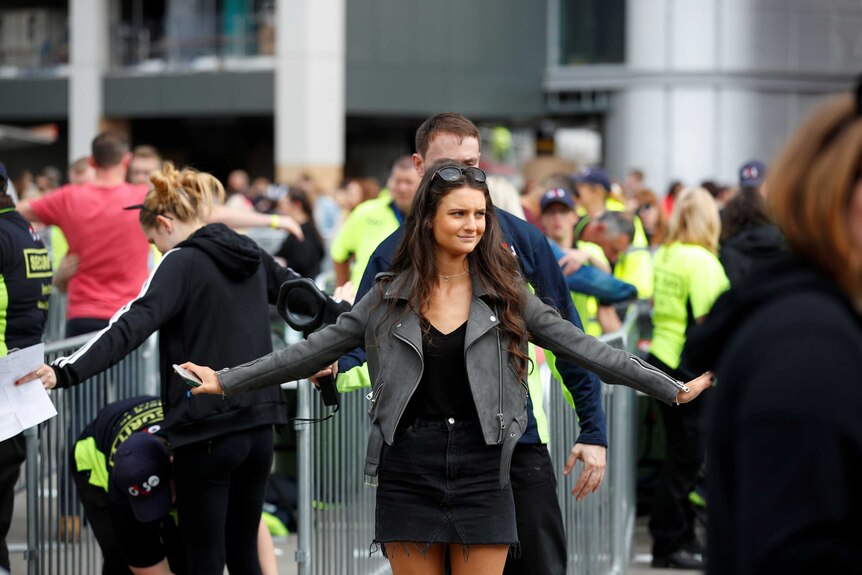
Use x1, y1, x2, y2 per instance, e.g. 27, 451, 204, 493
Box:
374, 417, 518, 548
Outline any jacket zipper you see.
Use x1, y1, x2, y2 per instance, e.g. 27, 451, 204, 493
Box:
366, 381, 384, 415
496, 319, 505, 443
392, 330, 424, 433
628, 356, 690, 392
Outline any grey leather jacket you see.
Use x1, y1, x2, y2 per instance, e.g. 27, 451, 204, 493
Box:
218, 271, 689, 486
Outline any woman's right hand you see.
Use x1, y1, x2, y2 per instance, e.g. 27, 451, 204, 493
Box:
676, 372, 714, 404
181, 362, 224, 396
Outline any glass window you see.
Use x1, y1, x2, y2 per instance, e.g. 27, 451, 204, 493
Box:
559, 0, 626, 65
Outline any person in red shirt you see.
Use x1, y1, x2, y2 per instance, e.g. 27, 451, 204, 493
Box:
18, 133, 149, 336
18, 132, 305, 338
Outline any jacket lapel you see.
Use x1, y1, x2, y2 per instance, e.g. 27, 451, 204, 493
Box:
465, 274, 499, 350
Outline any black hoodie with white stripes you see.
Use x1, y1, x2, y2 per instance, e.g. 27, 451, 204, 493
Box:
53, 223, 301, 447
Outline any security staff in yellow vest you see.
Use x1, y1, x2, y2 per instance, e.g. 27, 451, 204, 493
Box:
538, 188, 632, 336
572, 167, 654, 297
72, 397, 278, 575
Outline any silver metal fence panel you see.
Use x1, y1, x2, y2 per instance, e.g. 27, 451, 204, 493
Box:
22, 333, 159, 575
42, 293, 67, 344
301, 382, 390, 575
548, 308, 639, 575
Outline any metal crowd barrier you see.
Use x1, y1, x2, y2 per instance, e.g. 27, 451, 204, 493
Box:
547, 307, 639, 575
20, 332, 159, 575
295, 307, 641, 575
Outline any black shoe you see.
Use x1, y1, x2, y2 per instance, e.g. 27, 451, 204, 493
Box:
651, 549, 706, 569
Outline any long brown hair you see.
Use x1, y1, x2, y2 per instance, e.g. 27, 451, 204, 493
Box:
767, 93, 862, 302
387, 162, 531, 382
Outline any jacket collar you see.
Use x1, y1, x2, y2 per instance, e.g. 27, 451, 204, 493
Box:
382, 269, 499, 350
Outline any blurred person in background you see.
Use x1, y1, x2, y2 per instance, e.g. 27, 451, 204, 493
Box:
520, 173, 573, 230
633, 188, 668, 248
249, 177, 275, 213
68, 157, 95, 185
663, 180, 683, 218
701, 180, 737, 211
572, 167, 654, 298
128, 145, 163, 186
648, 187, 729, 570
623, 168, 646, 201
35, 165, 62, 195
336, 176, 381, 214
539, 188, 636, 336
330, 157, 420, 286
685, 86, 862, 575
719, 160, 784, 286
275, 187, 325, 280
224, 169, 254, 211
13, 169, 37, 201
0, 159, 52, 573
486, 175, 525, 221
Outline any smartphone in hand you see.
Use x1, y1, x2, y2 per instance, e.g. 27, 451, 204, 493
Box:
173, 364, 202, 388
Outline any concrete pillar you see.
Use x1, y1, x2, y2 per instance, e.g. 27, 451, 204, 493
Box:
69, 0, 108, 161
274, 0, 345, 191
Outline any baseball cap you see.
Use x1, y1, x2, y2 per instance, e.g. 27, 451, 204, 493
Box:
571, 167, 611, 192
540, 188, 575, 213
739, 160, 766, 188
112, 432, 171, 523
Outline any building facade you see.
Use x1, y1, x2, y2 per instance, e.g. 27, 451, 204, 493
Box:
0, 0, 858, 191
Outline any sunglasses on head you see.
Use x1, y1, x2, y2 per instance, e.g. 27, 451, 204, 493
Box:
432, 166, 487, 184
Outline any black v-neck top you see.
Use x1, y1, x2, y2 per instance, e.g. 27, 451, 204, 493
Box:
401, 320, 478, 424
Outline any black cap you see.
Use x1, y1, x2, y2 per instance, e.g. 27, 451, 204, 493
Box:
112, 432, 171, 523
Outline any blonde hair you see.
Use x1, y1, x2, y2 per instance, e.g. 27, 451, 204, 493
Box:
487, 175, 526, 220
767, 93, 862, 301
139, 162, 225, 228
665, 187, 721, 253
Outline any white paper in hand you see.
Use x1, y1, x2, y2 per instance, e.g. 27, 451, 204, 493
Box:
0, 343, 57, 442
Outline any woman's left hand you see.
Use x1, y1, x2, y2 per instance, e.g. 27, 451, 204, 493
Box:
15, 363, 57, 390
676, 372, 714, 405
181, 362, 224, 396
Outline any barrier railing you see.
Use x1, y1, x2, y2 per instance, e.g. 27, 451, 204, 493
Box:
296, 307, 641, 575
21, 333, 159, 575
21, 307, 638, 575
548, 307, 639, 575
